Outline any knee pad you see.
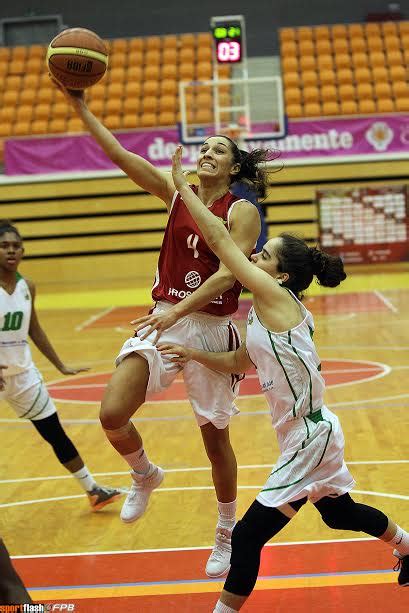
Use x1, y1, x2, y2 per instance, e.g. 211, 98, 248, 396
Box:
32, 414, 78, 464
103, 421, 134, 442
319, 499, 388, 537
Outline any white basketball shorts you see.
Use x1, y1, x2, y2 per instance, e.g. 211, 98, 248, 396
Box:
0, 365, 57, 421
116, 301, 242, 429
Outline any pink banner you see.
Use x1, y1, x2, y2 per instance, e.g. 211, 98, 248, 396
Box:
4, 114, 409, 175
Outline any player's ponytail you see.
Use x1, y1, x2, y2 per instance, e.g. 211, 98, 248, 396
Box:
276, 233, 346, 299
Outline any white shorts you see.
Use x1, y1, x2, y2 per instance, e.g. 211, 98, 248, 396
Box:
116, 301, 242, 429
257, 406, 355, 507
0, 365, 57, 421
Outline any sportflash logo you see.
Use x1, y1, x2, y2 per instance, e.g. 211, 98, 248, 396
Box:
0, 606, 75, 612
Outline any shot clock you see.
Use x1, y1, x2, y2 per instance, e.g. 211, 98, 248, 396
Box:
210, 15, 245, 64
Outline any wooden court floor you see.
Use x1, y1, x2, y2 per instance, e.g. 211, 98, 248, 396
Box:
1, 269, 408, 612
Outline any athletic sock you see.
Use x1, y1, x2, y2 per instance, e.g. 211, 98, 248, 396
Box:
72, 466, 97, 492
387, 526, 409, 556
123, 446, 151, 475
217, 499, 237, 530
213, 600, 238, 612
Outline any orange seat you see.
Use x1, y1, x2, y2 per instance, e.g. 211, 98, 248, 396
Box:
15, 105, 33, 122
66, 118, 84, 132
23, 74, 39, 88
140, 112, 157, 127
161, 64, 177, 79
303, 102, 320, 117
332, 24, 348, 38
0, 47, 10, 61
356, 82, 374, 98
123, 96, 140, 113
358, 99, 376, 113
145, 50, 161, 66
366, 36, 383, 52
145, 36, 161, 51
11, 46, 27, 62
31, 119, 48, 135
127, 65, 143, 80
282, 56, 298, 72
374, 82, 392, 98
195, 108, 214, 124
6, 75, 22, 90
286, 103, 303, 118
340, 99, 358, 114
332, 38, 349, 54
297, 26, 313, 41
158, 110, 177, 126
142, 96, 158, 113
351, 52, 368, 68
337, 68, 354, 84
338, 84, 355, 101
303, 86, 320, 103
281, 40, 297, 56
142, 80, 160, 96
321, 85, 337, 102
349, 36, 366, 53
105, 98, 122, 114
395, 97, 409, 112
34, 103, 51, 120
108, 82, 125, 98
299, 55, 315, 71
8, 61, 25, 76
89, 83, 106, 100
384, 35, 400, 51
392, 81, 409, 97
122, 113, 140, 128
354, 67, 371, 83
319, 69, 336, 85
369, 51, 386, 68
386, 50, 403, 66
197, 47, 213, 63
2, 91, 19, 105
372, 66, 389, 82
398, 21, 409, 35
144, 64, 161, 80
0, 106, 15, 122
160, 79, 178, 95
196, 62, 212, 80
285, 87, 302, 104
109, 52, 127, 69
389, 65, 406, 81
53, 102, 70, 119
179, 47, 195, 63
179, 33, 196, 48
48, 118, 66, 133
197, 33, 212, 47
179, 62, 195, 80
317, 54, 333, 70
13, 121, 31, 136
88, 99, 105, 115
315, 39, 332, 55
129, 38, 143, 52
279, 28, 296, 43
159, 95, 177, 112
104, 114, 121, 129
377, 98, 395, 113
382, 22, 398, 36
112, 38, 128, 53
348, 24, 365, 38
334, 53, 351, 69
314, 26, 330, 40
284, 71, 299, 87
109, 67, 126, 83
301, 70, 318, 86
298, 40, 314, 56
162, 48, 178, 64
162, 35, 178, 49
25, 57, 43, 73
37, 88, 54, 104
322, 100, 340, 115
365, 23, 381, 36
0, 122, 13, 137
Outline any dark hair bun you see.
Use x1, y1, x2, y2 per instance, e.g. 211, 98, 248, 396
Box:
310, 247, 346, 287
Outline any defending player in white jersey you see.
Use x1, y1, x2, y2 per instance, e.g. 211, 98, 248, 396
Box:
0, 220, 122, 511
158, 146, 409, 610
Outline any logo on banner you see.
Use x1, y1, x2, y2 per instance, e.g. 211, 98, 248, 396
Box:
185, 270, 201, 288
365, 121, 394, 151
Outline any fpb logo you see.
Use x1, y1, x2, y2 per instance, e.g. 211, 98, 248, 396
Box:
44, 605, 75, 611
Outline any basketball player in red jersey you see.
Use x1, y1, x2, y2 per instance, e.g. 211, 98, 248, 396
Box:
59, 84, 271, 577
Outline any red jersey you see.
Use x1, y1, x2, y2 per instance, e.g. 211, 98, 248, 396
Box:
152, 186, 247, 316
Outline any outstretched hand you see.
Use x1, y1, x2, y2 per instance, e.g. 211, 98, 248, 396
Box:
157, 343, 193, 365
59, 364, 90, 376
171, 145, 189, 192
49, 75, 85, 111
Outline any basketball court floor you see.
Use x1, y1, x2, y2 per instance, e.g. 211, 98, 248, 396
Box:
1, 267, 408, 611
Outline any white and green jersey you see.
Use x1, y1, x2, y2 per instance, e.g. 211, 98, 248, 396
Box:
246, 290, 325, 431
0, 274, 33, 376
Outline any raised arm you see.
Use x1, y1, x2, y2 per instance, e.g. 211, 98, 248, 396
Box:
171, 146, 280, 300
56, 86, 175, 208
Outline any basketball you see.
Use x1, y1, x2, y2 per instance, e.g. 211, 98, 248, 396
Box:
47, 27, 109, 90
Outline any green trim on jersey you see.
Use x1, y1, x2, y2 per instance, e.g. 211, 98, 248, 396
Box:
315, 418, 333, 468
267, 330, 298, 417
15, 272, 23, 280
302, 416, 310, 448
288, 330, 313, 415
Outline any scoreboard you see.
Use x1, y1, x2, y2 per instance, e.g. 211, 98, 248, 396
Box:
318, 185, 409, 264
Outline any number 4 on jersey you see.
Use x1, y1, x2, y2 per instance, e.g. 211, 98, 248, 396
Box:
187, 233, 200, 259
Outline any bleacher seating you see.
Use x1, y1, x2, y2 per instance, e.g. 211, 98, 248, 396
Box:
280, 20, 409, 118
0, 32, 231, 142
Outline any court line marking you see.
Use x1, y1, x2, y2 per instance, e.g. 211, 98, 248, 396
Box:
1, 487, 407, 509
11, 536, 377, 559
373, 290, 399, 314
75, 306, 116, 332
0, 460, 408, 486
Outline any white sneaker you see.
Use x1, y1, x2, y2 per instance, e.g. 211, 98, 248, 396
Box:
206, 526, 233, 578
120, 465, 164, 523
